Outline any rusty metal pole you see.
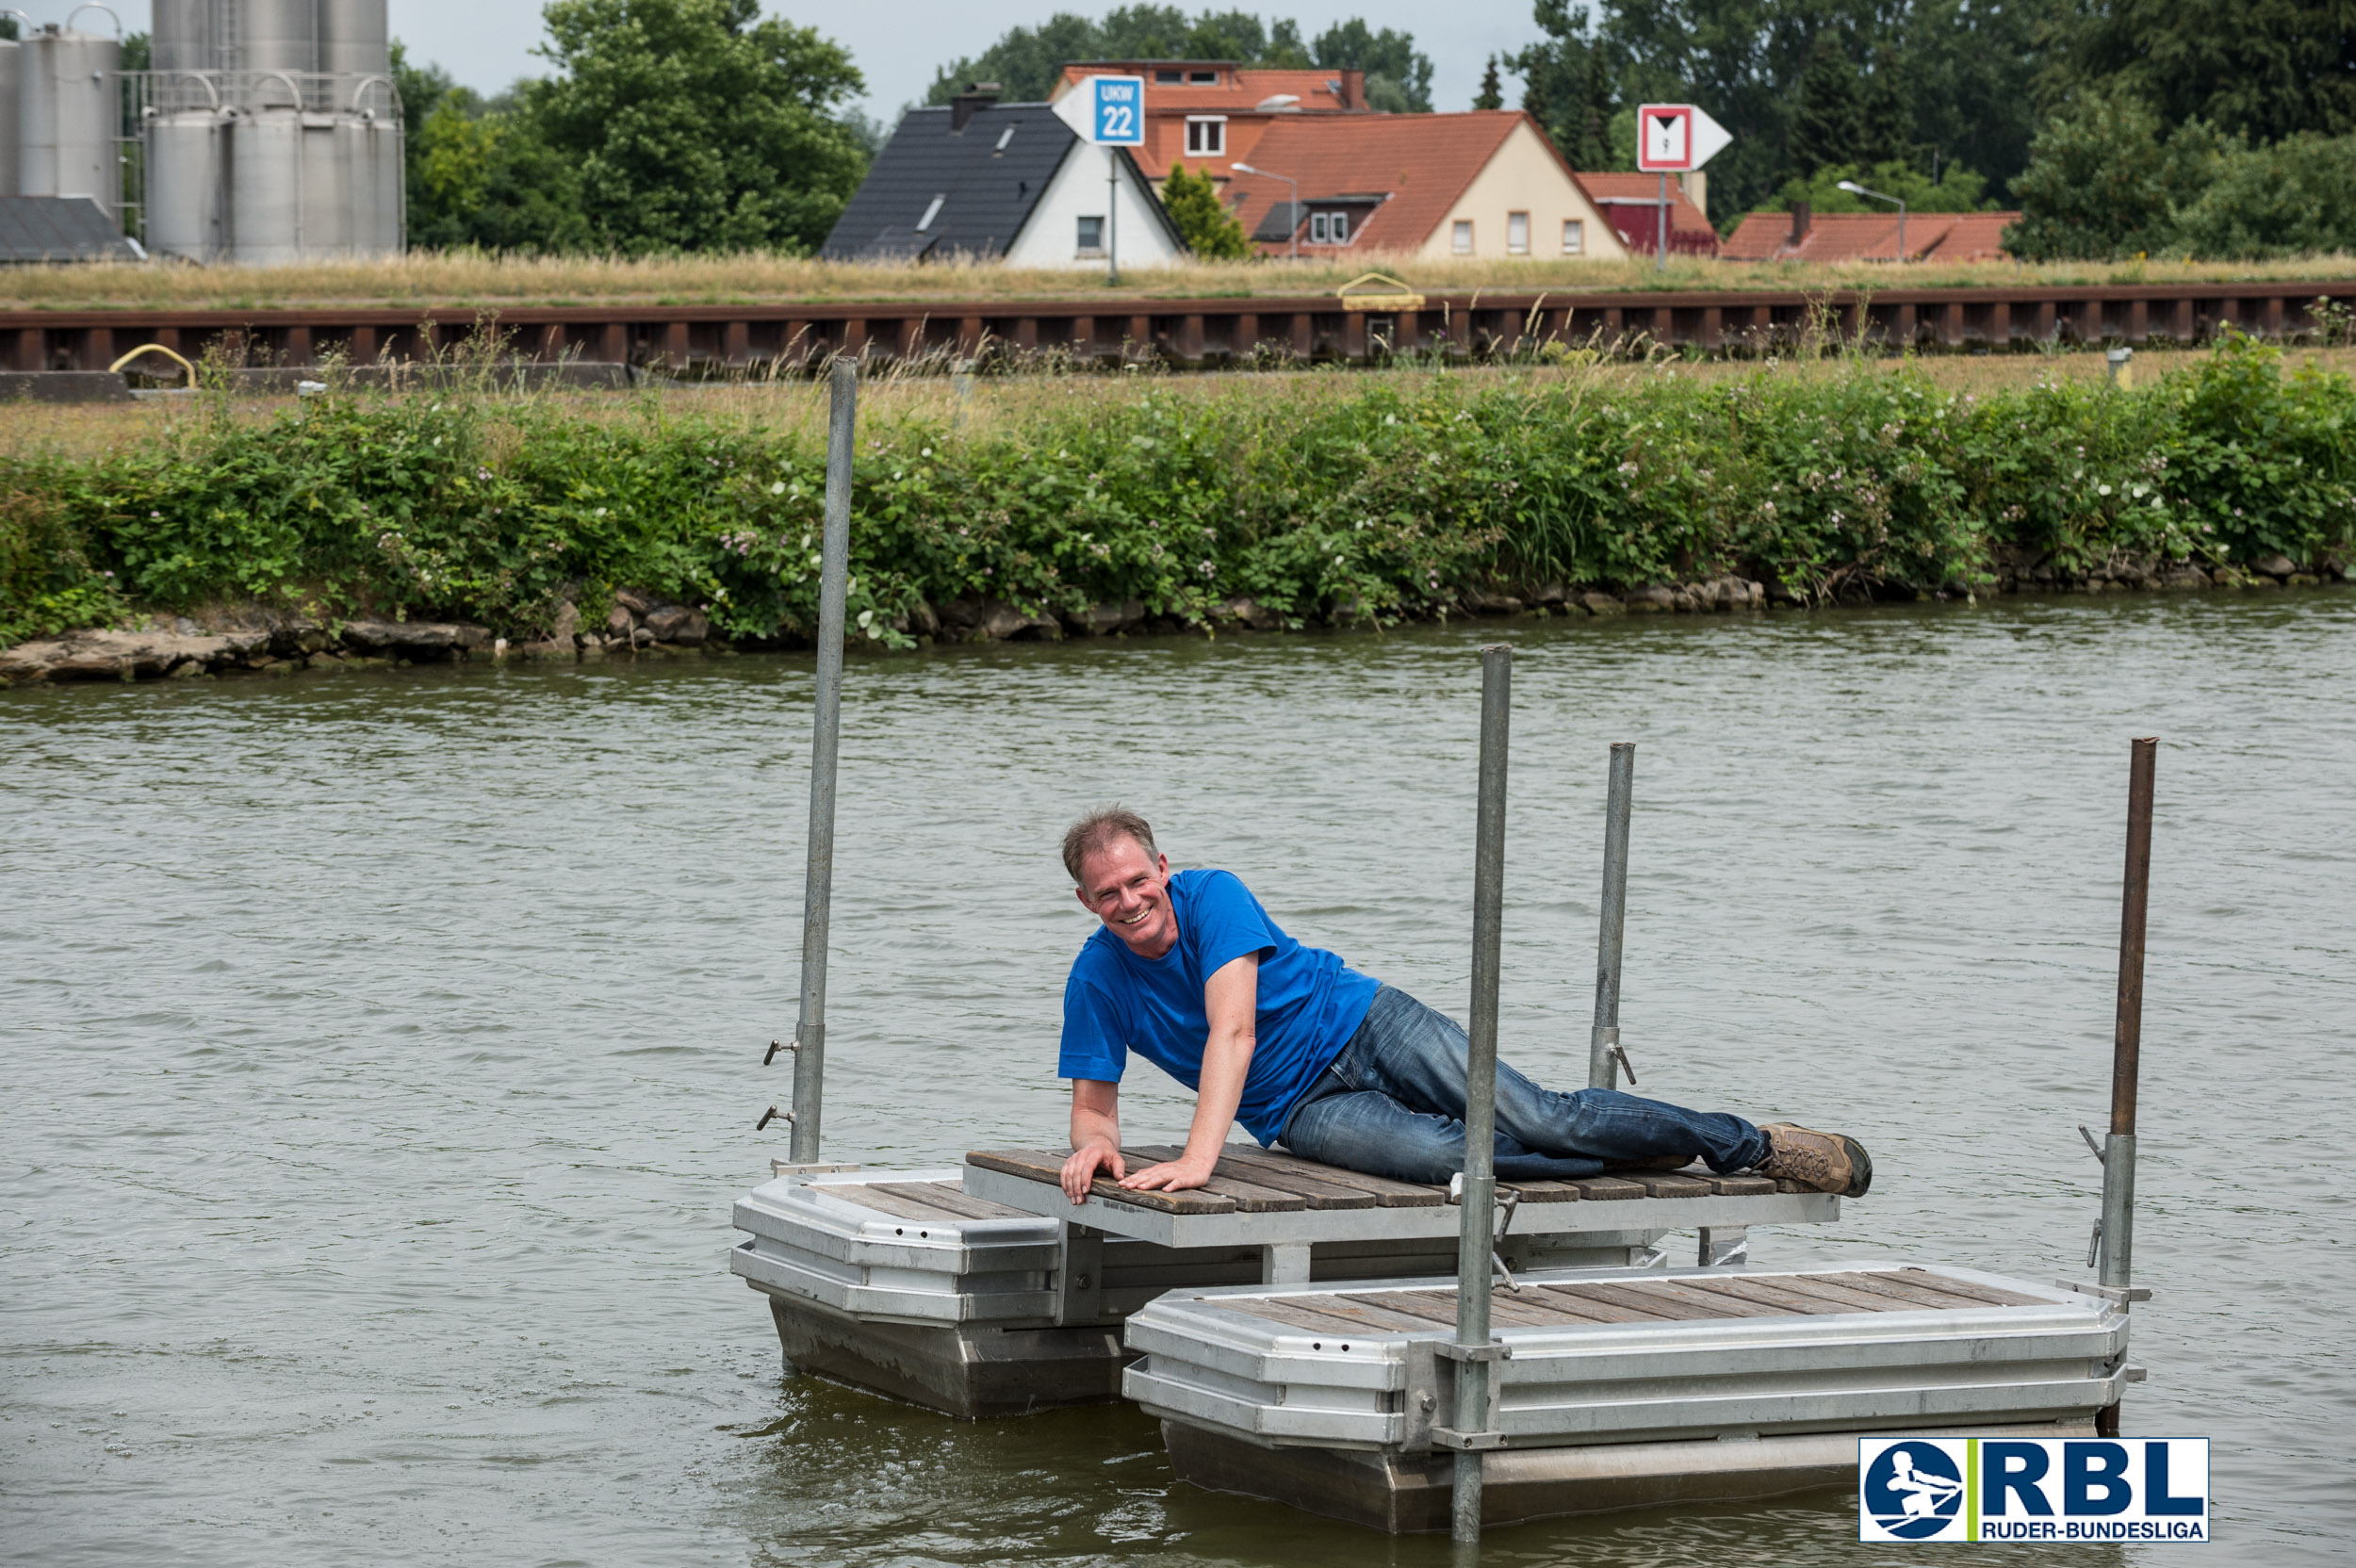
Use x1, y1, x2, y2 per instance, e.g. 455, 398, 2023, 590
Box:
2093, 737, 2155, 1435
785, 359, 858, 1162
1449, 644, 1513, 1546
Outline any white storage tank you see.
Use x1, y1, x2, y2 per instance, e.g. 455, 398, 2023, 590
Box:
150, 0, 213, 75
145, 109, 226, 261
240, 0, 320, 77
336, 107, 402, 256
18, 25, 123, 219
227, 106, 304, 263
0, 38, 20, 197
318, 0, 390, 78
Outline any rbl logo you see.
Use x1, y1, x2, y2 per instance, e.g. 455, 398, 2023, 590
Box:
1858, 1437, 2210, 1543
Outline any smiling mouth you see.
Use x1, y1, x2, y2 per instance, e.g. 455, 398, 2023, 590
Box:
1117, 908, 1152, 926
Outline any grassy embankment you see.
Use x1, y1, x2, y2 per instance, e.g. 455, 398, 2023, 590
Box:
7, 252, 2356, 311
2, 335, 2349, 650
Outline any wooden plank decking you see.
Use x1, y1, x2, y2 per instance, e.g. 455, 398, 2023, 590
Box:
1216, 1268, 2051, 1332
963, 1146, 1808, 1217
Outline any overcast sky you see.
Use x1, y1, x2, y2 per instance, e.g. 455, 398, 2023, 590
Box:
46, 0, 1538, 121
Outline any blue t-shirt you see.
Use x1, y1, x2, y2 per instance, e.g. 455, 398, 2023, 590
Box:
1058, 868, 1380, 1145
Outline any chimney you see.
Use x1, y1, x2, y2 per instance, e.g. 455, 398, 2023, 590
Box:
1679, 170, 1708, 222
950, 83, 1001, 133
1788, 201, 1811, 246
1341, 68, 1365, 110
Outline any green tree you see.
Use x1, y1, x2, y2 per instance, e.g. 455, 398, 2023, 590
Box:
1473, 55, 1505, 110
1163, 161, 1252, 257
1774, 156, 1993, 213
2004, 90, 2224, 260
407, 92, 595, 253
1788, 34, 1865, 176
1512, 2, 2070, 220
1312, 19, 1433, 111
528, 0, 867, 254
2052, 0, 2356, 144
926, 9, 1430, 110
390, 40, 457, 139
2173, 134, 2356, 258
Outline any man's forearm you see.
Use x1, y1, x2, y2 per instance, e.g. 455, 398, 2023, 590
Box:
1180, 1027, 1253, 1165
1072, 1105, 1121, 1155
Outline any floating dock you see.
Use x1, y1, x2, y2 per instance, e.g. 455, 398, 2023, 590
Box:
731, 1147, 1841, 1416
1121, 1264, 2124, 1530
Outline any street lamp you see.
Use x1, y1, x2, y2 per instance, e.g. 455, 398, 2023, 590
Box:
1231, 162, 1299, 260
1838, 178, 1906, 263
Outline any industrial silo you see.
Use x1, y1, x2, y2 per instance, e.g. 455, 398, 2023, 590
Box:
133, 0, 406, 263
17, 24, 123, 219
241, 0, 322, 77
318, 0, 390, 78
0, 38, 19, 198
226, 104, 305, 263
144, 106, 225, 262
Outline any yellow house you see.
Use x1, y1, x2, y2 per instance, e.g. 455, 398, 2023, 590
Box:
1222, 109, 1630, 262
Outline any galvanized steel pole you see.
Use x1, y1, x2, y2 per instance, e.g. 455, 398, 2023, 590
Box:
2099, 738, 2157, 1292
789, 359, 857, 1163
1451, 644, 1512, 1545
1589, 743, 1635, 1090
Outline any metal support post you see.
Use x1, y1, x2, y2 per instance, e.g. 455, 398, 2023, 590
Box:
1656, 172, 1668, 271
786, 360, 857, 1163
2095, 737, 2155, 1435
1106, 148, 1120, 286
1589, 743, 1635, 1090
1449, 644, 1513, 1545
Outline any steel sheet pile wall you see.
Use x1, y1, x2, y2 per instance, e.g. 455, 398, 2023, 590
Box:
132, 0, 404, 263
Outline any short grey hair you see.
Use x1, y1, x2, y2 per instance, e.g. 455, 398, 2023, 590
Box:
1061, 807, 1158, 885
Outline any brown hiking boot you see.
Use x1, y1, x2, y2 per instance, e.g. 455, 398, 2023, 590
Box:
1757, 1123, 1873, 1197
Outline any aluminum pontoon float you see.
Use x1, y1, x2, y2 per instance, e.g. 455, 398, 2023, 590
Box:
1117, 1263, 2127, 1531
730, 1146, 1841, 1417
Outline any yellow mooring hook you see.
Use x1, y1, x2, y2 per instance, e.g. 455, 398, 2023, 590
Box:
108, 343, 199, 385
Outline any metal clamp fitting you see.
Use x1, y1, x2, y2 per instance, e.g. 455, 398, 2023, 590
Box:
756, 1105, 794, 1132
1435, 1341, 1512, 1364
2059, 1279, 2152, 1304
1430, 1426, 1507, 1451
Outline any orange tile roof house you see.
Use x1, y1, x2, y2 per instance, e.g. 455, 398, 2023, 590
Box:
1211, 109, 1630, 261
1571, 172, 1720, 257
1721, 205, 2021, 263
1051, 60, 1367, 185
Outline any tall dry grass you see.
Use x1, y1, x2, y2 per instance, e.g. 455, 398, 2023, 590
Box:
11, 344, 2354, 466
7, 249, 2356, 311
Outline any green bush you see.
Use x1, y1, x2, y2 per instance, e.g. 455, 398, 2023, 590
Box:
3, 336, 2349, 647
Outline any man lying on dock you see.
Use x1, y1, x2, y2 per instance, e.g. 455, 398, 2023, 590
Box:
1054, 808, 1873, 1203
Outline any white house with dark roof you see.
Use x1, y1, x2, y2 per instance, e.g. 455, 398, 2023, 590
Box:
823, 89, 1186, 268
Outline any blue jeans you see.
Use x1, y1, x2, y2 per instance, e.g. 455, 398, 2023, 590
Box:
1279, 986, 1770, 1182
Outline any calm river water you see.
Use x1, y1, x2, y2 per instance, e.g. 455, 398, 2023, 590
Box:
7, 591, 2353, 1566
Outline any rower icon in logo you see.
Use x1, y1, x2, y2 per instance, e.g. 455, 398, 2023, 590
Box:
1863, 1441, 1966, 1539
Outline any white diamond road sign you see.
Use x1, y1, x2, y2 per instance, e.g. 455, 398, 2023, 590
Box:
1053, 75, 1146, 146
1637, 103, 1732, 172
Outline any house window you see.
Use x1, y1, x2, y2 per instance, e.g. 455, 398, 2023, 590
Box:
916, 194, 945, 232
1155, 69, 1184, 83
1185, 117, 1226, 155
1308, 210, 1350, 245
1189, 69, 1219, 84
1076, 215, 1104, 254
1452, 220, 1473, 254
1562, 218, 1584, 254
1507, 211, 1530, 254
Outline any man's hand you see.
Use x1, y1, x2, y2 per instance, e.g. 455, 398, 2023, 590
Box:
1060, 1142, 1123, 1203
1118, 1155, 1216, 1193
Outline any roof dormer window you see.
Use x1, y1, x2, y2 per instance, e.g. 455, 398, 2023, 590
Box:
1155, 69, 1184, 84
1189, 70, 1219, 84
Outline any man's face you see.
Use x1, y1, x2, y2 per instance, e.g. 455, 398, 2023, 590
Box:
1073, 836, 1176, 957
